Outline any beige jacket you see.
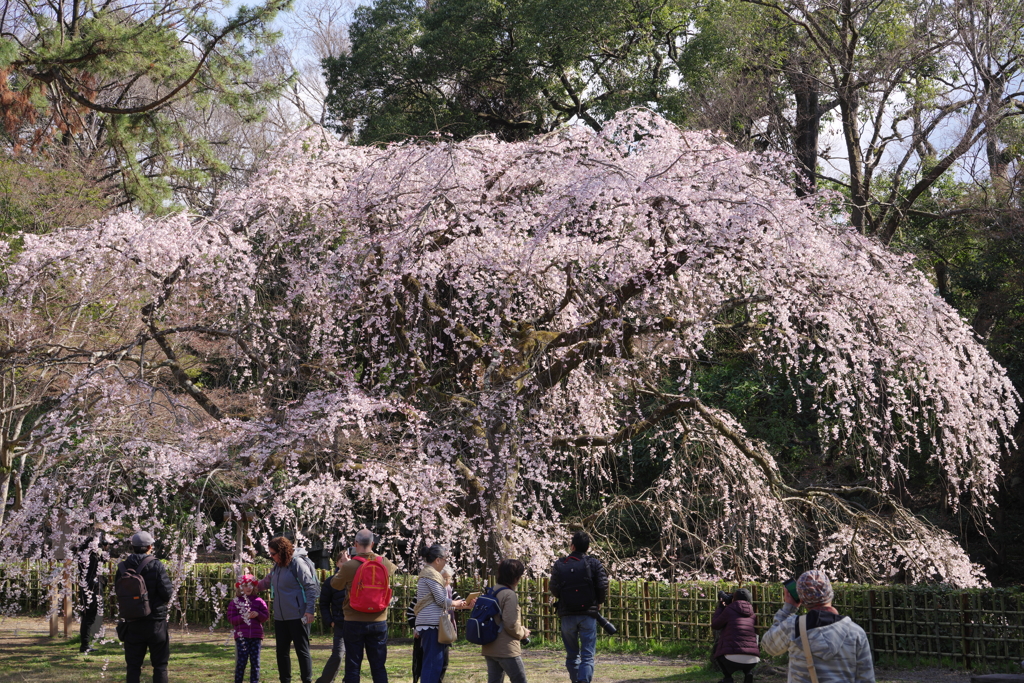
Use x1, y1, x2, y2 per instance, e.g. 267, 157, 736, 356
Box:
480, 585, 528, 659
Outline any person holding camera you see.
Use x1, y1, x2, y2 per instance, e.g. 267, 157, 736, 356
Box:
761, 570, 875, 683
711, 589, 759, 683
549, 531, 609, 683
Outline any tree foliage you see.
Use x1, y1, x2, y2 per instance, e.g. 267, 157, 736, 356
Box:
323, 0, 695, 143
0, 112, 1015, 588
0, 0, 293, 210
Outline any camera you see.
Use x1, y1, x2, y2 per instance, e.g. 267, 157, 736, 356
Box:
590, 609, 618, 635
718, 591, 734, 605
521, 637, 531, 646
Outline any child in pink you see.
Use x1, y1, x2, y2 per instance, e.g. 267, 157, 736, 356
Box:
227, 574, 270, 683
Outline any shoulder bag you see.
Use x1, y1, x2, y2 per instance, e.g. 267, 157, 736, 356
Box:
798, 614, 820, 683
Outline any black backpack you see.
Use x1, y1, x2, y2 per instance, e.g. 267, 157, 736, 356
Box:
557, 556, 596, 613
115, 555, 156, 620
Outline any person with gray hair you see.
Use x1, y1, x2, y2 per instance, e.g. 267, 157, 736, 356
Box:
761, 570, 875, 683
115, 531, 173, 683
330, 529, 398, 683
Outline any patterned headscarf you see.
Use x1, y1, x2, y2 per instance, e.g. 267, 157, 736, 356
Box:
797, 569, 834, 608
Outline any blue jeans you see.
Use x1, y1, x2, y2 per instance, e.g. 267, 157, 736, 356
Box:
418, 628, 447, 683
560, 615, 597, 683
342, 620, 389, 683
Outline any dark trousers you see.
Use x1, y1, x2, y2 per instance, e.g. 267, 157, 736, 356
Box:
275, 619, 313, 683
716, 656, 755, 683
411, 634, 450, 683
342, 620, 389, 683
78, 577, 105, 652
123, 619, 170, 683
235, 637, 263, 683
315, 626, 346, 683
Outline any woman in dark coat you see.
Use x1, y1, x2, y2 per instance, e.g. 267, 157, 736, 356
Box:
711, 588, 759, 683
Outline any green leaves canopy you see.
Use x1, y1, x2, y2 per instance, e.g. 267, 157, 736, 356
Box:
323, 0, 696, 143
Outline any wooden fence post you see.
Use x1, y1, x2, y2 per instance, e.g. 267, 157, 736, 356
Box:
960, 592, 972, 669
868, 589, 879, 656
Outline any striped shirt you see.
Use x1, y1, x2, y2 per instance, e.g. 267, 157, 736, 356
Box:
414, 576, 453, 630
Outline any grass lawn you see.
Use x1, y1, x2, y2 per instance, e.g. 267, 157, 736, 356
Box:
0, 617, 976, 683
0, 617, 707, 683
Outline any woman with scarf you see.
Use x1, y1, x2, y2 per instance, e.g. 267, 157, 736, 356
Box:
413, 545, 475, 683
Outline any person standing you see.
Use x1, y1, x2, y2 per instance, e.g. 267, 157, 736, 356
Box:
711, 589, 759, 683
761, 570, 875, 683
330, 529, 398, 683
76, 532, 110, 653
414, 545, 474, 683
257, 536, 320, 683
549, 531, 608, 683
480, 559, 530, 683
115, 531, 173, 683
226, 574, 270, 683
315, 547, 350, 683
407, 564, 465, 683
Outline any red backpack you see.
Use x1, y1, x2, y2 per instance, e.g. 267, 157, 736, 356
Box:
348, 556, 392, 613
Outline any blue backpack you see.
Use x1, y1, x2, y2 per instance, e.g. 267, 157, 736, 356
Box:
465, 586, 510, 645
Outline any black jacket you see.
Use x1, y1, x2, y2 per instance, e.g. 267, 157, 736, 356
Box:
319, 576, 346, 628
550, 551, 609, 616
115, 553, 173, 621
75, 538, 104, 589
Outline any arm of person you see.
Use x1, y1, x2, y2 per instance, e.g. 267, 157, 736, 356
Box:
500, 592, 529, 641
226, 599, 243, 626
257, 570, 273, 593
549, 563, 561, 599
299, 561, 320, 622
426, 577, 453, 609
854, 629, 876, 683
254, 597, 270, 623
711, 603, 729, 630
330, 565, 352, 591
593, 558, 609, 605
155, 561, 173, 604
760, 603, 797, 657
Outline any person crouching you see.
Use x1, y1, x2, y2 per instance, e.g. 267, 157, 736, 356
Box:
711, 589, 759, 683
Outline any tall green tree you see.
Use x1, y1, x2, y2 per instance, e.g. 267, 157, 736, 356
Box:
0, 0, 294, 211
323, 0, 696, 143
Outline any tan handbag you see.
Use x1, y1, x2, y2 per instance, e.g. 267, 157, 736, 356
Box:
798, 614, 820, 683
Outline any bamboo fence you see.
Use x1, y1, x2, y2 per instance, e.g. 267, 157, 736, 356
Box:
3, 562, 1022, 668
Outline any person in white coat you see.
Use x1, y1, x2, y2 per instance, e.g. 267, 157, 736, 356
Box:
761, 570, 875, 683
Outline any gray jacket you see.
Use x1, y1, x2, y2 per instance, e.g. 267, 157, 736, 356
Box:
761, 604, 875, 683
258, 548, 320, 621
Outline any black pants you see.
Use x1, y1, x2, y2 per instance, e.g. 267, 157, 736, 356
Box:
716, 656, 755, 682
79, 577, 105, 652
276, 619, 313, 683
123, 619, 169, 683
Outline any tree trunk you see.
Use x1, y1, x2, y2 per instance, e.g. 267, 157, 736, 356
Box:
788, 61, 821, 197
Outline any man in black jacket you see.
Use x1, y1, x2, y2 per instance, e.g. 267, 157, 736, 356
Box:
115, 531, 173, 683
550, 531, 609, 683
